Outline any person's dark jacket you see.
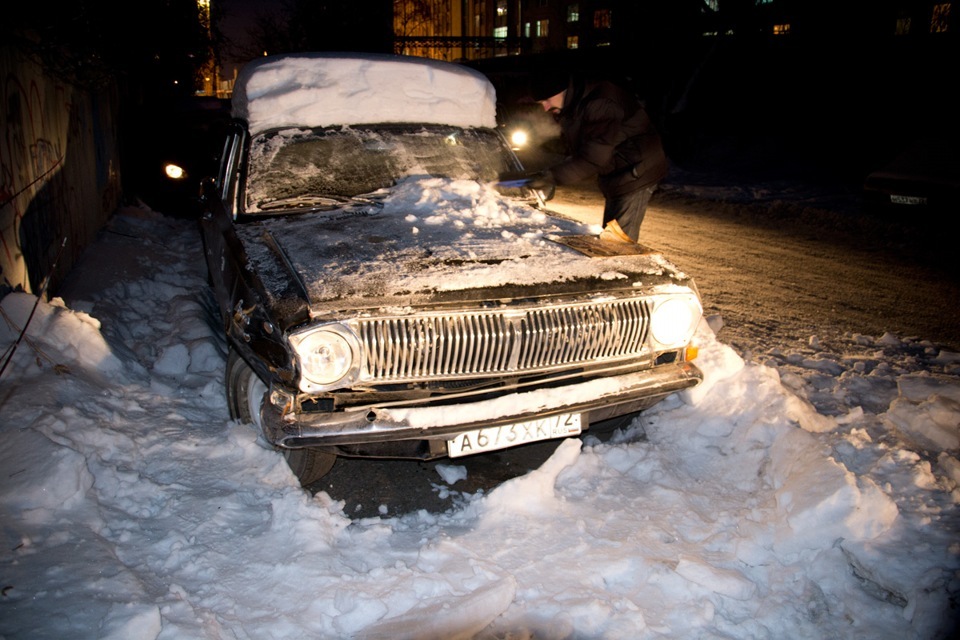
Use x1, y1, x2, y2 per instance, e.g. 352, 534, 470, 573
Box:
550, 77, 668, 198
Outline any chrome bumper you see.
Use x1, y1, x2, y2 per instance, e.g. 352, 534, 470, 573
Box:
261, 361, 702, 449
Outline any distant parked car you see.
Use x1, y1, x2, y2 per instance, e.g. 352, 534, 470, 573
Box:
497, 101, 558, 149
863, 134, 960, 216
199, 53, 703, 485
128, 96, 230, 217
468, 62, 563, 164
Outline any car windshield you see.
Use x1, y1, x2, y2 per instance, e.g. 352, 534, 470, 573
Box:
244, 125, 516, 213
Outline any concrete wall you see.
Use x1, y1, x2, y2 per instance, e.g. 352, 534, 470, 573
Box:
0, 45, 122, 298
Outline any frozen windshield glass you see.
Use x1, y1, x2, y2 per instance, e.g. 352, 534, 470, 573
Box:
244, 125, 515, 213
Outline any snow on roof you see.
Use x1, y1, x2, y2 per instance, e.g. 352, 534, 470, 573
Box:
232, 52, 498, 135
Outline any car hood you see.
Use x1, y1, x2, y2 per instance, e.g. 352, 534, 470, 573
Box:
235, 179, 695, 318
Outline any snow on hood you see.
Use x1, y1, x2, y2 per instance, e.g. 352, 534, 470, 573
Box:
237, 178, 691, 313
232, 53, 498, 135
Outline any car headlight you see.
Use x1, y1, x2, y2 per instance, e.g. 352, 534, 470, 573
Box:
289, 324, 360, 391
649, 294, 702, 349
164, 162, 187, 180
509, 129, 529, 149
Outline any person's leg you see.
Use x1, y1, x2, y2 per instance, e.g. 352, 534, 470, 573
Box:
602, 186, 654, 242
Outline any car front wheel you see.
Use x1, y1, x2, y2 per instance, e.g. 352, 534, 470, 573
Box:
225, 348, 336, 485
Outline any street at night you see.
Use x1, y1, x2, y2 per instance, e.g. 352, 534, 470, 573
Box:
3, 2, 958, 638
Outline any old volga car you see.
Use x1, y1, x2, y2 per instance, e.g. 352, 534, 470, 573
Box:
199, 53, 703, 485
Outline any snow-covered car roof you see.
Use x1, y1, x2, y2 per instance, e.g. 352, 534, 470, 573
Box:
232, 52, 498, 135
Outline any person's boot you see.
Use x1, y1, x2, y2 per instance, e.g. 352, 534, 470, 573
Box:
598, 219, 633, 243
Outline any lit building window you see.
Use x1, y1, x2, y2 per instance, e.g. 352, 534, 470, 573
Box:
594, 9, 612, 28
567, 4, 579, 22
524, 22, 531, 37
895, 15, 912, 35
536, 19, 549, 37
494, 26, 508, 38
773, 23, 791, 35
704, 0, 718, 11
931, 3, 951, 32
497, 0, 507, 17
567, 35, 579, 48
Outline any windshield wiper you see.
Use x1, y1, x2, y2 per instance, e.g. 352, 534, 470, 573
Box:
257, 192, 387, 212
258, 195, 351, 211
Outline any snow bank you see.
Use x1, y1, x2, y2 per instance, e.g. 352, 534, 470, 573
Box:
2, 198, 959, 639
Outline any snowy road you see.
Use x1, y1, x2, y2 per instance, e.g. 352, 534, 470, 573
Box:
549, 179, 960, 356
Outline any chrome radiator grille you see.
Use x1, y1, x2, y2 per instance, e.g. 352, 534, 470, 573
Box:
354, 298, 650, 382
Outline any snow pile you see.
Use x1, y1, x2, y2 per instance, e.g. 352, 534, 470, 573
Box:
235, 177, 687, 310
232, 53, 498, 134
1, 204, 958, 639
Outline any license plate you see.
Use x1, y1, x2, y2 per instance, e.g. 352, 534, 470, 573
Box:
447, 414, 582, 458
890, 194, 927, 205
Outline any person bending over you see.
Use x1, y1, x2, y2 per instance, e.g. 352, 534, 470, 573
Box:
526, 70, 668, 243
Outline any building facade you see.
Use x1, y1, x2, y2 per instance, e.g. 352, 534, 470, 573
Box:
391, 0, 955, 61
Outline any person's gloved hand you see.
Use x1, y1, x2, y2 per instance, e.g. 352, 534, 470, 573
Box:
526, 170, 555, 191
526, 170, 556, 201
494, 170, 556, 201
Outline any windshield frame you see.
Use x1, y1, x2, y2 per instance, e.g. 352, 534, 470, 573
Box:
238, 123, 522, 217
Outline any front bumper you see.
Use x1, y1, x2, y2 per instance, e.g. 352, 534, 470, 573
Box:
260, 361, 702, 451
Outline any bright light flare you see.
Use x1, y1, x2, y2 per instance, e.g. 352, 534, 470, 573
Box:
650, 296, 702, 348
509, 129, 529, 149
164, 163, 186, 180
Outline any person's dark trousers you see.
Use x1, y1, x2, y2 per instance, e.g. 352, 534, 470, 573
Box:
603, 186, 655, 241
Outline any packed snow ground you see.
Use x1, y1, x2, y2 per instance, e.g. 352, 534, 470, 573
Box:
1, 191, 958, 639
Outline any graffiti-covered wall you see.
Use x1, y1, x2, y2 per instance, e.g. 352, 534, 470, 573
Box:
0, 45, 121, 298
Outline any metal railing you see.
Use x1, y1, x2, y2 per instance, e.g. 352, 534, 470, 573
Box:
393, 35, 528, 61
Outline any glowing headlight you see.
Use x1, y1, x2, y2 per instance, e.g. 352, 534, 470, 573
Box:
289, 325, 359, 390
649, 295, 702, 349
509, 129, 529, 149
164, 163, 186, 180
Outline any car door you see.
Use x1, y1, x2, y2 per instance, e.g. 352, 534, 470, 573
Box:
200, 125, 247, 332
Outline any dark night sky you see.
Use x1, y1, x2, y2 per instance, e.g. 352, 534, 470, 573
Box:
217, 0, 270, 76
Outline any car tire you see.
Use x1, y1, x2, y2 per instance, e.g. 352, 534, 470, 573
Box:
225, 348, 337, 485
585, 412, 646, 444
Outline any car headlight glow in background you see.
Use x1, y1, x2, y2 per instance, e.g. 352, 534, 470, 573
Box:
164, 163, 186, 180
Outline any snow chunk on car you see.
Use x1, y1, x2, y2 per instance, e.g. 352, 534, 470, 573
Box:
233, 52, 498, 134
